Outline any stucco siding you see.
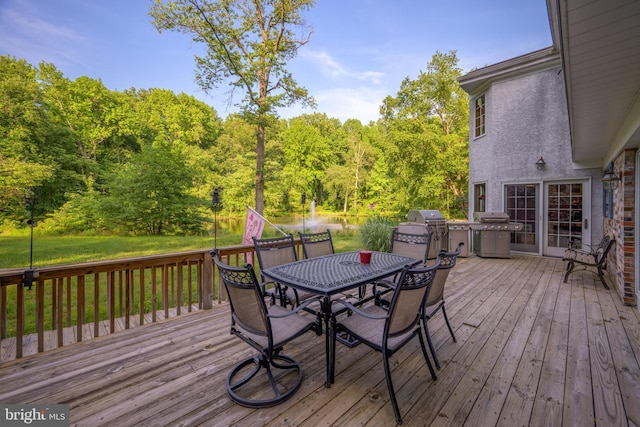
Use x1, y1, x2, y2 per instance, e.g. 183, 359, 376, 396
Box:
468, 66, 604, 244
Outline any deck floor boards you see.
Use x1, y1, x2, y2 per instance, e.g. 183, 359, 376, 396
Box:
0, 255, 638, 426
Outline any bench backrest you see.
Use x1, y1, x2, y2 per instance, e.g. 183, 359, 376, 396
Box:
595, 233, 616, 265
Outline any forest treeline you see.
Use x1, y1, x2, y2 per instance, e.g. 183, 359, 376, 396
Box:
0, 51, 469, 236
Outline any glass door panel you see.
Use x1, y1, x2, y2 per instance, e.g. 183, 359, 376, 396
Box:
505, 184, 539, 252
545, 182, 587, 257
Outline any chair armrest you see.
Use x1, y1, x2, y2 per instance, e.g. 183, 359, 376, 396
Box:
331, 299, 389, 320
373, 278, 396, 290
267, 296, 323, 318
260, 279, 280, 289
567, 248, 593, 256
372, 278, 396, 308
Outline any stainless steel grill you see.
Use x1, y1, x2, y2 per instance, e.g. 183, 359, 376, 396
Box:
398, 210, 448, 259
470, 212, 522, 258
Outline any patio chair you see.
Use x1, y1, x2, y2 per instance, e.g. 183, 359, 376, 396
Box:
212, 250, 321, 408
372, 229, 432, 301
330, 260, 440, 425
390, 228, 432, 264
422, 242, 463, 369
562, 232, 615, 289
253, 235, 316, 308
298, 229, 335, 259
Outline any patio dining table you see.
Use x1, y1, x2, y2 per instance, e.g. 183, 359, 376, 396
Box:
261, 250, 420, 387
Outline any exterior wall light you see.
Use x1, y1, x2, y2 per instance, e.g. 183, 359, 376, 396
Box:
602, 163, 620, 190
535, 156, 546, 170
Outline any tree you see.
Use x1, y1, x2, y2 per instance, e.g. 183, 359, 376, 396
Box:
341, 119, 374, 213
280, 115, 333, 200
101, 142, 206, 235
379, 50, 469, 218
0, 57, 56, 223
150, 0, 316, 214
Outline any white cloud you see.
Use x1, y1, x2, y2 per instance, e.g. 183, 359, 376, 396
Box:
277, 86, 384, 124
315, 87, 386, 123
301, 48, 384, 85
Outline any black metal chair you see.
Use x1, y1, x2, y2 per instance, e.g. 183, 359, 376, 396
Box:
298, 229, 335, 259
253, 234, 315, 307
212, 250, 321, 408
372, 229, 432, 302
422, 242, 463, 369
562, 232, 615, 289
389, 228, 432, 264
330, 260, 440, 425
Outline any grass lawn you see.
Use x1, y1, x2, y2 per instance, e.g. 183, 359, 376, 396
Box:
0, 229, 363, 269
0, 229, 363, 336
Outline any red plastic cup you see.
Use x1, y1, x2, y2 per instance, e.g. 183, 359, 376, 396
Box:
359, 250, 372, 264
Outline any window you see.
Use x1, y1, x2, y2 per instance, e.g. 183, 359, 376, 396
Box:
474, 94, 486, 138
474, 183, 486, 212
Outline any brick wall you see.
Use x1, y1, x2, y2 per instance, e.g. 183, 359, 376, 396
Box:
605, 149, 637, 306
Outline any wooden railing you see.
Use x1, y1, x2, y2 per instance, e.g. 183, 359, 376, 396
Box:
0, 242, 303, 362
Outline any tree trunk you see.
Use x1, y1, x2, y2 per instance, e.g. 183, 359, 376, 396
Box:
343, 190, 348, 213
255, 124, 265, 214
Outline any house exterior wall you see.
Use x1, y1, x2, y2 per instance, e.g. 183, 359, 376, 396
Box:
468, 66, 604, 244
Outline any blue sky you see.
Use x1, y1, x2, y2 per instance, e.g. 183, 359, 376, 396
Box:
0, 0, 552, 123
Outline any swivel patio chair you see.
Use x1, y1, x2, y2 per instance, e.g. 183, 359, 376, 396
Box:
253, 234, 316, 308
212, 250, 321, 408
330, 260, 440, 425
298, 229, 335, 259
422, 242, 463, 369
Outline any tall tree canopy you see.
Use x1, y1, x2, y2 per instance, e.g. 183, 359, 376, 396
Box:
0, 51, 470, 236
379, 50, 469, 217
149, 0, 316, 214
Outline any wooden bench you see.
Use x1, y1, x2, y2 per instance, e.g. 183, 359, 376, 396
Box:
562, 232, 615, 289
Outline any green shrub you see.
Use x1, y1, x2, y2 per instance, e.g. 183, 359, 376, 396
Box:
359, 217, 394, 252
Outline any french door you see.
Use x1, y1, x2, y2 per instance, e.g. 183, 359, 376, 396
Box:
544, 181, 590, 257
505, 184, 539, 253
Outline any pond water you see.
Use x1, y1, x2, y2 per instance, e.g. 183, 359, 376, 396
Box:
214, 215, 369, 236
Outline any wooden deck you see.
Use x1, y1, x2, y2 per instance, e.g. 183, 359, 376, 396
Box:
0, 255, 638, 426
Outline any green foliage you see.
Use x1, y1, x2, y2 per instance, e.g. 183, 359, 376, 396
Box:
0, 48, 471, 235
101, 142, 207, 235
359, 217, 395, 252
0, 57, 56, 222
39, 187, 106, 235
149, 0, 317, 213
378, 50, 469, 219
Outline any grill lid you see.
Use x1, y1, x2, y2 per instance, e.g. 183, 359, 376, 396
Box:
473, 212, 510, 223
407, 210, 445, 223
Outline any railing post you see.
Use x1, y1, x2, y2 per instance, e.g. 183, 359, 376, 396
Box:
0, 285, 6, 339
36, 279, 44, 353
16, 282, 24, 359
202, 251, 213, 309
77, 275, 85, 342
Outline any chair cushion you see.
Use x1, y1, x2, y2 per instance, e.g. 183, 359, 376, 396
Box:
269, 305, 316, 347
338, 305, 418, 351
237, 304, 315, 349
